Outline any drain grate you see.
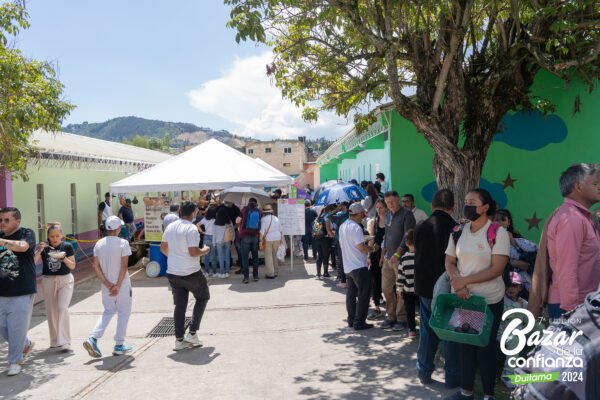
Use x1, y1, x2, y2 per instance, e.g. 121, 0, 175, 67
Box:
147, 317, 192, 337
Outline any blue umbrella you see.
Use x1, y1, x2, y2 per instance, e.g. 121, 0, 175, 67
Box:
314, 182, 367, 206
312, 179, 341, 203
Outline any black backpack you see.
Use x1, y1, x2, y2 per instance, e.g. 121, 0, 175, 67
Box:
511, 290, 600, 400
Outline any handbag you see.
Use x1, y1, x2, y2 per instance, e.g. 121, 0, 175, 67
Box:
259, 216, 273, 251
223, 223, 235, 243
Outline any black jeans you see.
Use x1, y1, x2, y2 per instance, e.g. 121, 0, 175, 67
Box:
302, 235, 316, 259
316, 237, 331, 276
240, 235, 259, 279
346, 267, 372, 327
402, 291, 418, 331
335, 243, 346, 283
369, 250, 382, 307
460, 299, 504, 395
167, 270, 211, 340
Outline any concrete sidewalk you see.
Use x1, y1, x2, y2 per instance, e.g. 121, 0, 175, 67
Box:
1, 258, 456, 400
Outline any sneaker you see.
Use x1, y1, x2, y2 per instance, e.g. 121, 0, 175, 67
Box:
112, 344, 133, 356
408, 330, 418, 338
323, 273, 331, 278
336, 282, 347, 288
354, 323, 374, 331
367, 309, 385, 320
7, 364, 21, 376
20, 339, 35, 364
380, 319, 395, 330
83, 337, 102, 358
243, 278, 249, 284
392, 322, 408, 332
59, 343, 72, 352
224, 273, 230, 278
253, 277, 259, 282
265, 275, 276, 279
444, 392, 474, 400
173, 339, 192, 351
183, 332, 203, 347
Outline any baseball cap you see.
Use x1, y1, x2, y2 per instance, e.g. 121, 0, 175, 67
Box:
105, 216, 124, 231
349, 203, 366, 215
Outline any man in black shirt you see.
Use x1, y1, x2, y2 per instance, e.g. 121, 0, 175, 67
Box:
0, 207, 37, 376
413, 189, 460, 388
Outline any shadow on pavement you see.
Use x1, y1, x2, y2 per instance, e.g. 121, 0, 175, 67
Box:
167, 346, 220, 365
291, 327, 451, 400
0, 348, 59, 398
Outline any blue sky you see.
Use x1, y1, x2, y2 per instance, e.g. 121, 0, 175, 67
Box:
16, 1, 348, 139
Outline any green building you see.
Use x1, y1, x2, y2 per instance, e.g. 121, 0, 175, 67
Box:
316, 72, 600, 240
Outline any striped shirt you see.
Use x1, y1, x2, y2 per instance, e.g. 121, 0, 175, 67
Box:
398, 252, 415, 293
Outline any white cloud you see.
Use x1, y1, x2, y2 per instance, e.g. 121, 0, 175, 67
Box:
187, 52, 349, 140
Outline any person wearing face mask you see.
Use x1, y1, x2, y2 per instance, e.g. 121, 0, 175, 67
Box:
444, 188, 510, 400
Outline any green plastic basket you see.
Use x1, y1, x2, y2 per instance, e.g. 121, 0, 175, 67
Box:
429, 293, 493, 347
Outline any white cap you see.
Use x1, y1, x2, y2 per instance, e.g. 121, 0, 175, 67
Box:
105, 216, 124, 231
349, 203, 366, 215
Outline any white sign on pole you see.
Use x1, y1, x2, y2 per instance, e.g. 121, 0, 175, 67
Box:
277, 199, 305, 236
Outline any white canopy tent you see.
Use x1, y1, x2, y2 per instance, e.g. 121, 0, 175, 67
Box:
110, 139, 293, 192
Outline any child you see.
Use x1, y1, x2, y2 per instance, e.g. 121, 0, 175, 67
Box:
498, 271, 528, 388
398, 229, 418, 338
83, 216, 133, 358
34, 223, 76, 352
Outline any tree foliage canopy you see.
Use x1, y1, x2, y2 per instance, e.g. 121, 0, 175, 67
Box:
226, 0, 599, 202
0, 2, 74, 180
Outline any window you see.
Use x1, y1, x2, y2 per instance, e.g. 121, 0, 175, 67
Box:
71, 183, 78, 235
265, 147, 271, 153
284, 147, 292, 154
283, 163, 291, 167
247, 148, 254, 155
36, 184, 45, 241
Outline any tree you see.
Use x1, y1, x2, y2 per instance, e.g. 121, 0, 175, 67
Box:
161, 132, 170, 149
225, 0, 600, 209
0, 2, 74, 180
131, 134, 149, 148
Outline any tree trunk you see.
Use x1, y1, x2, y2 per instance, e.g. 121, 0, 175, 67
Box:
433, 151, 485, 220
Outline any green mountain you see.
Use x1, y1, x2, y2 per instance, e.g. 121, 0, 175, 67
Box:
62, 116, 232, 142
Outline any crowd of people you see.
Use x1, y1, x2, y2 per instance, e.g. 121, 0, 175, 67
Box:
1, 163, 599, 398
332, 163, 600, 400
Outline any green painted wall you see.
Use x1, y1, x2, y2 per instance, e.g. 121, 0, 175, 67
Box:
338, 140, 391, 183
322, 71, 600, 240
12, 166, 146, 241
319, 162, 339, 183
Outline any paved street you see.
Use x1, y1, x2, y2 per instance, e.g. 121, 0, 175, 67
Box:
1, 258, 456, 400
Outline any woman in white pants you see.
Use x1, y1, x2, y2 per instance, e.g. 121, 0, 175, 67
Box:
260, 205, 283, 278
34, 223, 76, 352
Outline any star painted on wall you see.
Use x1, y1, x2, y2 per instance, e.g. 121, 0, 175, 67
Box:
502, 173, 517, 189
526, 212, 542, 230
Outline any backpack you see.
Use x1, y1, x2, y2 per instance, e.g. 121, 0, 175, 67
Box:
0, 246, 20, 280
312, 216, 326, 238
244, 208, 261, 232
511, 290, 600, 400
452, 222, 501, 249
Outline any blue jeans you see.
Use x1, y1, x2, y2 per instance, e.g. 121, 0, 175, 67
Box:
240, 235, 259, 279
215, 242, 231, 274
203, 235, 217, 274
0, 294, 35, 364
547, 303, 566, 321
416, 297, 460, 386
302, 235, 316, 259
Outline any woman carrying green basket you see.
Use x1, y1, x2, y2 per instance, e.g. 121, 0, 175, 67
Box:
444, 188, 510, 400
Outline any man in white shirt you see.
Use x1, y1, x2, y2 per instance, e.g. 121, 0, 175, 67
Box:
339, 203, 374, 330
97, 192, 113, 237
376, 173, 389, 194
162, 203, 180, 231
402, 194, 428, 224
84, 216, 133, 358
160, 201, 210, 351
